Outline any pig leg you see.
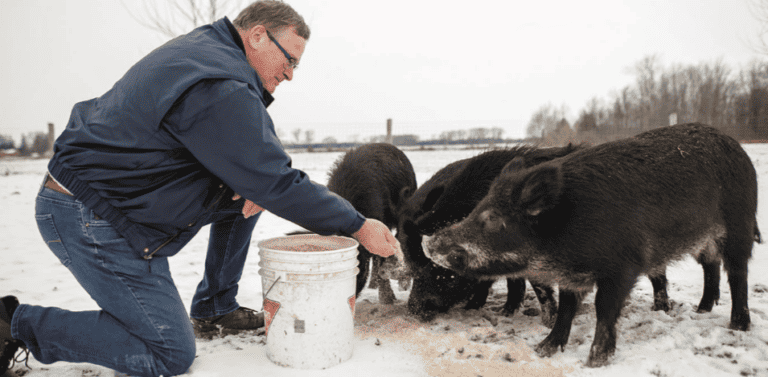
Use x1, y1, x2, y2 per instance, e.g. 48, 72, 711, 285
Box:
696, 258, 721, 313
723, 235, 752, 331
464, 280, 494, 310
532, 283, 557, 328
649, 274, 671, 312
535, 290, 582, 357
587, 275, 636, 368
356, 248, 372, 298
501, 278, 526, 315
372, 256, 397, 304
397, 277, 412, 291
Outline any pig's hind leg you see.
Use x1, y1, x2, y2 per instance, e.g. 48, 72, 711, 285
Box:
649, 274, 671, 312
586, 274, 637, 368
722, 232, 753, 331
696, 255, 721, 313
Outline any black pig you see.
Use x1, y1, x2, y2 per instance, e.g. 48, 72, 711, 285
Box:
398, 145, 582, 323
423, 123, 760, 367
326, 143, 416, 304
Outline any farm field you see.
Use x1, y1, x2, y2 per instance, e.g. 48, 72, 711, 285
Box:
3, 144, 768, 376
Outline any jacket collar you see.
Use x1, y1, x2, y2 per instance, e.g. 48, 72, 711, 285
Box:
221, 17, 275, 107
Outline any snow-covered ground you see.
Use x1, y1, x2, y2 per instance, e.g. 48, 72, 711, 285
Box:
3, 144, 768, 376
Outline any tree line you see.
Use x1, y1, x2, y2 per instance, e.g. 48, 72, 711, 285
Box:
0, 132, 50, 156
528, 55, 768, 145
282, 127, 508, 146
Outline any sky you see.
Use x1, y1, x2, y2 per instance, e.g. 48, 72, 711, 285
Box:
1, 0, 767, 144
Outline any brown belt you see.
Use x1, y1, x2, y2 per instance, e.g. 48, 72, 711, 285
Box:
44, 175, 73, 196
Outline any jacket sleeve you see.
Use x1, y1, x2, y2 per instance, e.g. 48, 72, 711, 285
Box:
161, 79, 365, 236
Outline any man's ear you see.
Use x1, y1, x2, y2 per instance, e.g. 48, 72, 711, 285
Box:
518, 165, 562, 217
247, 25, 268, 50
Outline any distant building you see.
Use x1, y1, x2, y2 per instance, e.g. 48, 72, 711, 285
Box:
0, 149, 19, 157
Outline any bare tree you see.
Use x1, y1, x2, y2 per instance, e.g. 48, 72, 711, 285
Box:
291, 128, 302, 144
19, 132, 49, 157
750, 0, 768, 54
0, 135, 14, 150
633, 55, 661, 130
121, 0, 246, 38
526, 103, 568, 138
467, 128, 487, 140
304, 130, 314, 144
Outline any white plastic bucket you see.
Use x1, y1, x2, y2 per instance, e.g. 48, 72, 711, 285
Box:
258, 234, 359, 369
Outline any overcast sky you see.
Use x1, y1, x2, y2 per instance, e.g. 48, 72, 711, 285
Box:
1, 0, 766, 144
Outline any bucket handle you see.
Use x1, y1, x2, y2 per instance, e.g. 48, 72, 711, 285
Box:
262, 276, 282, 301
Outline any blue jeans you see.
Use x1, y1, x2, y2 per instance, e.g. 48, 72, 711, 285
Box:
190, 208, 260, 318
11, 183, 258, 376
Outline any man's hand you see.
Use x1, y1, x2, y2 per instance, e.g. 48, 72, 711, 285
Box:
232, 194, 264, 218
352, 218, 404, 262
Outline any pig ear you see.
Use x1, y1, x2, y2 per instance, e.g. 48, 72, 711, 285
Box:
421, 185, 445, 213
397, 186, 414, 208
399, 186, 414, 202
518, 165, 562, 217
501, 156, 527, 176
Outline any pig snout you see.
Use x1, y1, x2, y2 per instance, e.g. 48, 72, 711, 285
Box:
421, 235, 468, 272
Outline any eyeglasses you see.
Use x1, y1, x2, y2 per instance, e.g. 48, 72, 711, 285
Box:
266, 30, 298, 70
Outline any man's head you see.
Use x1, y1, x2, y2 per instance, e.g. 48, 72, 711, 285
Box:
233, 1, 310, 93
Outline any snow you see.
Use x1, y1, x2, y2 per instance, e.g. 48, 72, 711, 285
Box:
3, 144, 768, 376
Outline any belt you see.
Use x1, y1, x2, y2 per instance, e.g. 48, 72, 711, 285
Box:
44, 174, 73, 196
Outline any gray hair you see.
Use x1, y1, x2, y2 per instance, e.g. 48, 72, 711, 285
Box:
233, 0, 310, 40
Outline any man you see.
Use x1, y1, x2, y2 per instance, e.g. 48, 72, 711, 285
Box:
0, 1, 401, 376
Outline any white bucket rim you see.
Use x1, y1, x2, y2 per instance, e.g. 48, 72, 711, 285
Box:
258, 234, 358, 255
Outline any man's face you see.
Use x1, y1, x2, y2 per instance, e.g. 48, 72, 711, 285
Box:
245, 25, 306, 94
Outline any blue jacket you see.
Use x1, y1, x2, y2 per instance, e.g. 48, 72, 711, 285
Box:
48, 17, 365, 259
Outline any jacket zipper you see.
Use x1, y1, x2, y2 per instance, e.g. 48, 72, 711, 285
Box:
143, 184, 227, 269
144, 232, 180, 261
207, 184, 227, 210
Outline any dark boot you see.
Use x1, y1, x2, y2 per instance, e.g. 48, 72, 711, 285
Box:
191, 307, 265, 339
1, 296, 24, 375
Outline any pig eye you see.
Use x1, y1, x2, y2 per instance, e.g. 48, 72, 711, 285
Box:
447, 251, 467, 270
479, 209, 506, 232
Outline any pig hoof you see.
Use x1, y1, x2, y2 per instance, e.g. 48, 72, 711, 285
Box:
586, 344, 615, 367
651, 301, 670, 312
729, 320, 750, 332
585, 353, 611, 368
534, 340, 563, 358
499, 307, 518, 318
696, 300, 717, 313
